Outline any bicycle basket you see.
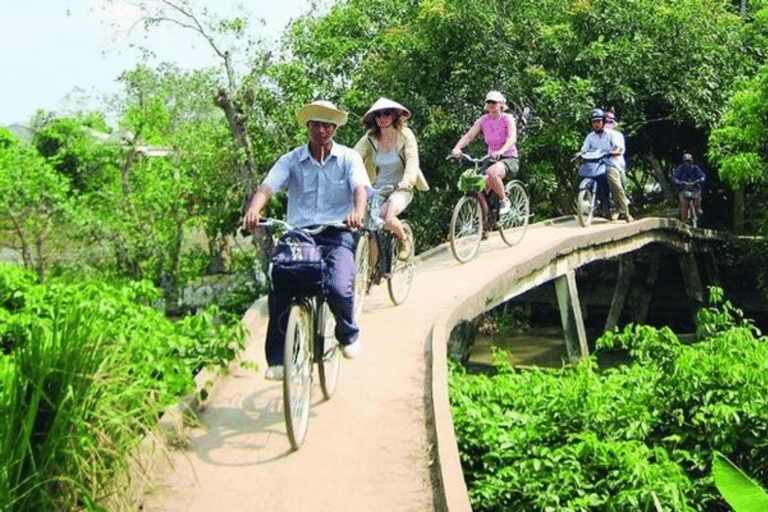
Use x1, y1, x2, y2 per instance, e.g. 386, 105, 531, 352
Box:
270, 229, 326, 296
458, 168, 487, 193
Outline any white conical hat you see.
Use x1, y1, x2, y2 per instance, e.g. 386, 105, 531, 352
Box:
362, 97, 411, 124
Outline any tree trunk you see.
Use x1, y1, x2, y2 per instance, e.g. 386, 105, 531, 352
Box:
647, 153, 676, 205
733, 187, 745, 234
214, 88, 258, 196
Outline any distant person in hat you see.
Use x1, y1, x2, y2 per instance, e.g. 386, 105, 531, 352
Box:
672, 153, 706, 223
242, 100, 371, 380
451, 90, 519, 215
353, 97, 428, 260
604, 110, 630, 219
576, 108, 633, 222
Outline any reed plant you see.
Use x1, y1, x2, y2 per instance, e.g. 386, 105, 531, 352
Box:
0, 263, 246, 510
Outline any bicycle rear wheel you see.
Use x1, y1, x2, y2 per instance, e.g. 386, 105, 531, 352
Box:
449, 196, 482, 263
283, 302, 313, 450
499, 181, 529, 246
387, 222, 415, 305
317, 301, 340, 400
577, 188, 595, 227
352, 234, 370, 320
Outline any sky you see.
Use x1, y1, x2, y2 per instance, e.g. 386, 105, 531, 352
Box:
1, 0, 316, 127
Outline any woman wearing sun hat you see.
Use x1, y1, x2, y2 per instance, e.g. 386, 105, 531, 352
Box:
353, 97, 429, 260
451, 90, 519, 214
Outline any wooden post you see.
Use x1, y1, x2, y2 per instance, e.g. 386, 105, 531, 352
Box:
554, 270, 589, 361
605, 254, 634, 332
679, 253, 705, 322
629, 252, 660, 325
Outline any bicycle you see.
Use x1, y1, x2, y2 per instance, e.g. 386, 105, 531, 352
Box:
257, 218, 344, 450
680, 180, 703, 228
447, 152, 530, 263
573, 149, 610, 227
352, 185, 415, 318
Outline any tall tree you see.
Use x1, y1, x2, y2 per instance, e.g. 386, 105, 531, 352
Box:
280, 0, 762, 242
0, 129, 71, 278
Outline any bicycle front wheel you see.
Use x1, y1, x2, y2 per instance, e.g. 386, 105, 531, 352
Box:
283, 302, 313, 450
689, 200, 698, 228
352, 234, 370, 321
317, 301, 340, 400
387, 222, 415, 305
577, 188, 595, 227
449, 196, 483, 263
499, 181, 529, 246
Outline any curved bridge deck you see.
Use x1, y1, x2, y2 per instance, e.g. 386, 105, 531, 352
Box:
139, 217, 726, 512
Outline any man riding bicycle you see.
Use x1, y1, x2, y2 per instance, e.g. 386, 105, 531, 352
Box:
672, 153, 706, 223
242, 100, 370, 380
576, 108, 633, 222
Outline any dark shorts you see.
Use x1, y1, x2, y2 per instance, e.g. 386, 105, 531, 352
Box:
499, 157, 519, 178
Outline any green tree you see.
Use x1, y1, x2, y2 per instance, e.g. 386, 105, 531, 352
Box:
280, 0, 762, 243
0, 129, 71, 277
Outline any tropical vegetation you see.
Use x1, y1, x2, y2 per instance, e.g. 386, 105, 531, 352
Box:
2, 0, 768, 508
450, 289, 768, 510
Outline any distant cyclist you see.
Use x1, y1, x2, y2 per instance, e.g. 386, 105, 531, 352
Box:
672, 153, 706, 222
576, 108, 633, 222
451, 90, 519, 215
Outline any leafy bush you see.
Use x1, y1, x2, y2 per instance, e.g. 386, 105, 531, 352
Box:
450, 288, 768, 511
0, 263, 246, 510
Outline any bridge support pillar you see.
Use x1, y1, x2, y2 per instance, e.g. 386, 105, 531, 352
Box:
605, 254, 634, 332
554, 270, 589, 360
679, 253, 705, 323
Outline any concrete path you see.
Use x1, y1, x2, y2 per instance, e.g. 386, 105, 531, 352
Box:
136, 216, 665, 512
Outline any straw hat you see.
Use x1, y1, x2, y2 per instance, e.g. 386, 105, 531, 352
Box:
362, 97, 411, 124
296, 100, 348, 127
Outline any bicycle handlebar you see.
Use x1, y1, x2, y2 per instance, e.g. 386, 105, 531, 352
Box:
447, 152, 493, 165
244, 218, 348, 236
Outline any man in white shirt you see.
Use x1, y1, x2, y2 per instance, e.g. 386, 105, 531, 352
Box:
243, 100, 370, 380
579, 108, 633, 222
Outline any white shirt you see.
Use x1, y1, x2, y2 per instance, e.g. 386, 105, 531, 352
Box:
263, 141, 370, 228
581, 128, 625, 170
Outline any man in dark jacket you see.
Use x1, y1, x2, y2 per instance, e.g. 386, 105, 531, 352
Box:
672, 153, 706, 223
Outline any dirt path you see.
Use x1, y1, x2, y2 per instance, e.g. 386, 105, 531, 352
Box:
134, 216, 679, 511
136, 248, 466, 512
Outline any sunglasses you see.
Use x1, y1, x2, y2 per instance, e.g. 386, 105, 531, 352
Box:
485, 100, 498, 104
375, 109, 396, 117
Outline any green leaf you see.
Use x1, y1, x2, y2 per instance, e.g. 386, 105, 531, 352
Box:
712, 451, 768, 512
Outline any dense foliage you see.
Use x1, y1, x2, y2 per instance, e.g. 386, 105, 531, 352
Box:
276, 0, 767, 240
450, 289, 768, 511
0, 263, 245, 510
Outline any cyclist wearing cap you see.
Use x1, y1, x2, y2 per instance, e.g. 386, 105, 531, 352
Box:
672, 153, 706, 223
242, 100, 370, 380
576, 108, 633, 222
354, 97, 429, 260
451, 90, 519, 214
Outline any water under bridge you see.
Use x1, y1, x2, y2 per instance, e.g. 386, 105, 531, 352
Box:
138, 215, 730, 512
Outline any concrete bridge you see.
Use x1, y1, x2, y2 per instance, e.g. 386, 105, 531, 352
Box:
138, 216, 728, 512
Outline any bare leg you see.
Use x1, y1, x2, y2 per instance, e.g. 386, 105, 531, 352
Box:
485, 162, 507, 201
381, 202, 407, 242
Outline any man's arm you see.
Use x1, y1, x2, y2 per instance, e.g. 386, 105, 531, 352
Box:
345, 184, 367, 229
242, 184, 273, 231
